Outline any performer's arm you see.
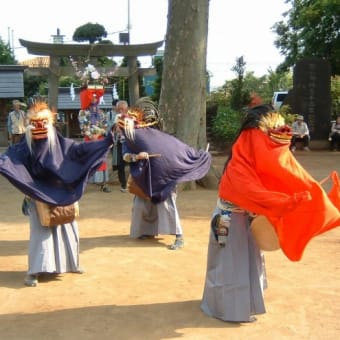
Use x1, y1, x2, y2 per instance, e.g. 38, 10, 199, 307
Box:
123, 152, 149, 163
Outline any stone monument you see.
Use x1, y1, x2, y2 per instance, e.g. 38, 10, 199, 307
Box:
291, 57, 331, 140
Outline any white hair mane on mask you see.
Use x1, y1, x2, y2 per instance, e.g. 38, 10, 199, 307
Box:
25, 101, 57, 153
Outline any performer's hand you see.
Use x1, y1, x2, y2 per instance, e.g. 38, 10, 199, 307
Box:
285, 191, 312, 213
136, 152, 149, 160
293, 191, 312, 203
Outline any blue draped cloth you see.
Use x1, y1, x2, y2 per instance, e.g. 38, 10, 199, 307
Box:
0, 130, 114, 205
122, 128, 212, 203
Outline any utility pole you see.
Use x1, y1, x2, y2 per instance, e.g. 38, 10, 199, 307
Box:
127, 0, 131, 42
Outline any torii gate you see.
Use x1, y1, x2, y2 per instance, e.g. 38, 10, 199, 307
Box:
19, 39, 163, 108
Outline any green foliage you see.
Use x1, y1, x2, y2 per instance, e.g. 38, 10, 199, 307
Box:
279, 104, 297, 125
114, 57, 145, 103
220, 69, 293, 105
273, 0, 340, 75
228, 56, 251, 110
331, 76, 340, 117
72, 23, 108, 44
151, 56, 163, 102
0, 37, 16, 64
23, 74, 48, 99
265, 69, 293, 100
207, 89, 229, 108
212, 106, 242, 143
59, 76, 82, 87
242, 72, 268, 102
151, 76, 162, 103
207, 63, 338, 149
116, 77, 129, 102
207, 62, 295, 149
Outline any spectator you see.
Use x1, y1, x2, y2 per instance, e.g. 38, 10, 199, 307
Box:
329, 116, 340, 151
7, 99, 27, 145
106, 99, 119, 128
290, 115, 310, 152
112, 100, 129, 192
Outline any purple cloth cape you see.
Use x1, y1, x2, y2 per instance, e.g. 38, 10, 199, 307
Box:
122, 128, 212, 203
0, 130, 113, 205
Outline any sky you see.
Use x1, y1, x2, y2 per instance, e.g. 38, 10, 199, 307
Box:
0, 0, 289, 89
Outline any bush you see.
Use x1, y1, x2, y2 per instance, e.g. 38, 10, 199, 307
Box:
212, 106, 242, 144
280, 104, 298, 125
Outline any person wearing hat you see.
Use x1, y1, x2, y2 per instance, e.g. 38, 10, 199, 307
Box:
7, 99, 27, 145
290, 115, 310, 152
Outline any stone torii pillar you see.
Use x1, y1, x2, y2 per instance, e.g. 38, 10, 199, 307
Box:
19, 39, 163, 108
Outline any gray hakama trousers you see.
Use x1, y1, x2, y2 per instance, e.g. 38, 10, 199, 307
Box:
201, 208, 267, 322
130, 191, 183, 238
27, 201, 80, 275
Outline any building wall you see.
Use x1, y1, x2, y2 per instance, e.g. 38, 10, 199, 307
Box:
0, 68, 25, 99
0, 66, 26, 146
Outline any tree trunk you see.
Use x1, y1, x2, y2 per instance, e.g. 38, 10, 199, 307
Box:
159, 0, 209, 149
159, 0, 218, 190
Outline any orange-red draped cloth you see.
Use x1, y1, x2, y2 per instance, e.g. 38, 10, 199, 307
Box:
219, 128, 340, 261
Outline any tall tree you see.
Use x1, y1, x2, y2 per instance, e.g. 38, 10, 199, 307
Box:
273, 0, 340, 75
228, 56, 251, 111
158, 0, 209, 149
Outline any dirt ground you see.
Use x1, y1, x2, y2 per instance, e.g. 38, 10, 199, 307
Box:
0, 150, 340, 340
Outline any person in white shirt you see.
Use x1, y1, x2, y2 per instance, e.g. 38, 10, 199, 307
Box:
7, 99, 27, 144
290, 115, 310, 152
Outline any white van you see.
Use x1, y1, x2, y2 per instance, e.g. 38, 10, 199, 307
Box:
272, 91, 288, 111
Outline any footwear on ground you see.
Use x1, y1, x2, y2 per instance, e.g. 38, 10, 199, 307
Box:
24, 274, 38, 287
100, 185, 111, 193
169, 238, 184, 250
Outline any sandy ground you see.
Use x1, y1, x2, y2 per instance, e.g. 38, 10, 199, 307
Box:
0, 150, 340, 340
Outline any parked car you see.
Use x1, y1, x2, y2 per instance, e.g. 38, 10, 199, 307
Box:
272, 91, 288, 111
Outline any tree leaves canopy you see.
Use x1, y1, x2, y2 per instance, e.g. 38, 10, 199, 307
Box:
273, 0, 340, 75
72, 23, 108, 44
